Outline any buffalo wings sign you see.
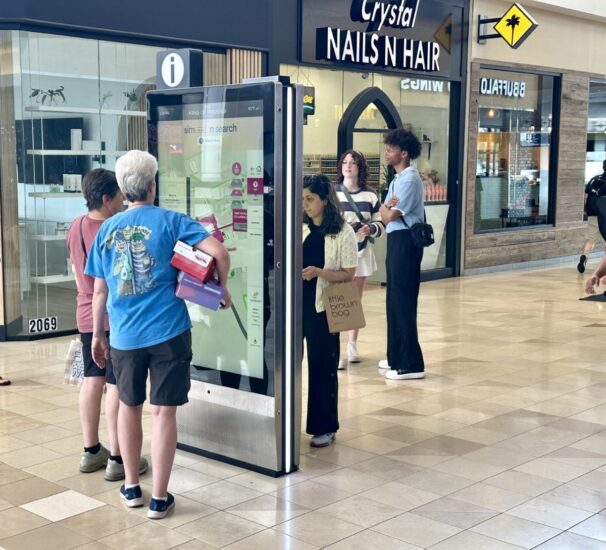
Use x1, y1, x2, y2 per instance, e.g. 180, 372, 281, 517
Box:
301, 0, 461, 77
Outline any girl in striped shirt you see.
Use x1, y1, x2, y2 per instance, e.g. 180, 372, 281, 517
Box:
335, 150, 385, 368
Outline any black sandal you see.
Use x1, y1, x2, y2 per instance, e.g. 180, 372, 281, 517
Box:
0, 376, 11, 386
578, 254, 587, 274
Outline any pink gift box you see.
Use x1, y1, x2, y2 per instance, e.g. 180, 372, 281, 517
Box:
176, 272, 225, 311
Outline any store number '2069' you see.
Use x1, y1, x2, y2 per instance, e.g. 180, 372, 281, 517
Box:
29, 316, 58, 334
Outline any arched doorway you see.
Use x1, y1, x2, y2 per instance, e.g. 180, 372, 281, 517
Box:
337, 86, 402, 196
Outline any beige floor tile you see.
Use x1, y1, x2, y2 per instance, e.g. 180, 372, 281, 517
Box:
507, 496, 593, 530
0, 476, 64, 506
227, 471, 296, 493
0, 506, 50, 539
341, 434, 408, 454
326, 529, 422, 549
430, 457, 507, 481
274, 510, 362, 547
513, 457, 589, 482
170, 540, 220, 550
0, 523, 92, 550
182, 480, 264, 510
347, 455, 422, 481
13, 425, 75, 445
186, 458, 247, 480
313, 467, 386, 494
397, 469, 474, 496
483, 470, 561, 497
535, 531, 606, 549
0, 464, 32, 487
58, 503, 146, 538
74, 542, 115, 550
571, 470, 606, 491
41, 434, 87, 456
99, 520, 193, 550
176, 511, 264, 547
540, 483, 606, 513
163, 468, 219, 494
449, 482, 531, 512
226, 494, 309, 527
430, 530, 525, 549
223, 528, 318, 550
305, 443, 377, 466
571, 514, 606, 542
412, 496, 499, 528
361, 481, 441, 511
58, 472, 117, 497
23, 455, 82, 482
471, 513, 562, 548
372, 511, 461, 547
272, 480, 354, 509
0, 436, 33, 454
0, 444, 62, 468
318, 494, 402, 527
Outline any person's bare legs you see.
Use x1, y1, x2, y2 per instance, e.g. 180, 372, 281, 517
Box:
105, 384, 120, 455
150, 405, 177, 497
79, 376, 105, 447
118, 402, 143, 485
583, 239, 595, 255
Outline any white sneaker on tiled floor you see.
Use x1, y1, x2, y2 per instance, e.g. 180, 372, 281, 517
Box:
347, 341, 360, 363
378, 359, 390, 369
384, 370, 425, 380
338, 359, 347, 370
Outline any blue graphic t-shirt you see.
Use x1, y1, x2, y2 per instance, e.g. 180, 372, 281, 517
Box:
85, 205, 209, 350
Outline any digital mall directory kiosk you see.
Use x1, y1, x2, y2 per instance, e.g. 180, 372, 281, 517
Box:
147, 80, 304, 476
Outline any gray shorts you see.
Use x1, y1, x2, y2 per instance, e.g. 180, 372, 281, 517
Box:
110, 330, 192, 407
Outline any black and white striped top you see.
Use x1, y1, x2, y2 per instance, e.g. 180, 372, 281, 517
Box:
335, 184, 385, 252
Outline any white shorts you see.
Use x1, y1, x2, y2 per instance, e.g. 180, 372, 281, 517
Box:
355, 245, 377, 278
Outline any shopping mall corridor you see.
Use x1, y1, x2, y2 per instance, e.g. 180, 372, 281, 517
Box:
1, 265, 606, 549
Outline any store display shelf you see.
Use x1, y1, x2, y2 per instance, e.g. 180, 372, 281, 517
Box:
31, 234, 68, 241
25, 105, 146, 117
26, 149, 127, 156
31, 274, 75, 285
27, 192, 83, 198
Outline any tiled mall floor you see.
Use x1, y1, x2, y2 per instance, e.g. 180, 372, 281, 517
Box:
2, 265, 606, 549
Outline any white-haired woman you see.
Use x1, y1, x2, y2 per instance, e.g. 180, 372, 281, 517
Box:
86, 150, 232, 519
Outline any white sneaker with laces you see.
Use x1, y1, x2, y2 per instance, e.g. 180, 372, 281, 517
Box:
385, 370, 425, 380
378, 359, 390, 369
347, 341, 360, 363
337, 359, 347, 370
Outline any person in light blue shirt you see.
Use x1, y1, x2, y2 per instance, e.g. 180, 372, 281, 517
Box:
85, 150, 231, 519
378, 129, 426, 381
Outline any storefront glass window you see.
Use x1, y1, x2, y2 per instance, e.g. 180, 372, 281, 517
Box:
0, 31, 166, 338
282, 64, 451, 272
475, 69, 556, 232
586, 81, 606, 188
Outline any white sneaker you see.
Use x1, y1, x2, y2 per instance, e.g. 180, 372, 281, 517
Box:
378, 359, 390, 369
338, 359, 347, 370
385, 370, 425, 380
347, 341, 360, 363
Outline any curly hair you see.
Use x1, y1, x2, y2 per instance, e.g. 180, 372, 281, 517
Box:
336, 149, 369, 189
81, 168, 120, 211
303, 174, 344, 236
384, 128, 422, 160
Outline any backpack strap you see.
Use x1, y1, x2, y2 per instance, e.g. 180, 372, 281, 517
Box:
340, 185, 366, 224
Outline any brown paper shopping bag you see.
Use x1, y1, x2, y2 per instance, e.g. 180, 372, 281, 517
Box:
322, 282, 366, 334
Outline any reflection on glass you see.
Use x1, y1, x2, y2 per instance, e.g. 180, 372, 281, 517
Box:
475, 69, 555, 232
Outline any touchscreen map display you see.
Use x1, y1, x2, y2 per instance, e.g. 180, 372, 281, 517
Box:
156, 100, 266, 380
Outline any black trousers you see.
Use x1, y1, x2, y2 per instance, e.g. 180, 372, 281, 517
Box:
302, 295, 340, 435
386, 230, 425, 373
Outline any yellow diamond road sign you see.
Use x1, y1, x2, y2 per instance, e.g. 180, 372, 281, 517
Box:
494, 3, 538, 49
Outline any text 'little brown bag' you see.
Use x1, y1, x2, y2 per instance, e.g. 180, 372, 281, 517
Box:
322, 282, 366, 334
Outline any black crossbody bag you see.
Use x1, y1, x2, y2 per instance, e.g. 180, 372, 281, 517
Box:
401, 211, 435, 248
